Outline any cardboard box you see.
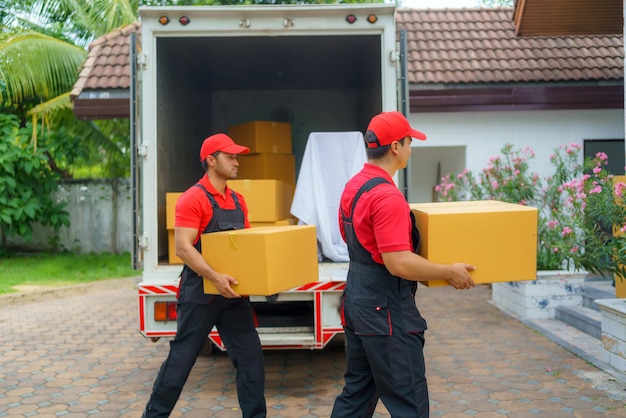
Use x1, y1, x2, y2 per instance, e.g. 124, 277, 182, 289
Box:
410, 200, 538, 287
229, 179, 294, 222
228, 121, 292, 154
201, 225, 318, 295
166, 192, 183, 230
237, 153, 296, 185
167, 230, 184, 265
250, 218, 297, 228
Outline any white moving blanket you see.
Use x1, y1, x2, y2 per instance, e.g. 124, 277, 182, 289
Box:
290, 132, 367, 262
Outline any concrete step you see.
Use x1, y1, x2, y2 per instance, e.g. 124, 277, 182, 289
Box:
583, 280, 615, 311
555, 305, 602, 340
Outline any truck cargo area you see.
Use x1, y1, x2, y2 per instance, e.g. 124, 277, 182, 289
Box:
155, 34, 383, 259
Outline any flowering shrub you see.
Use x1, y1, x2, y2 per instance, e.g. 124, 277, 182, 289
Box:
435, 143, 626, 279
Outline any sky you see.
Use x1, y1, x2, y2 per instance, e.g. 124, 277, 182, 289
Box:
399, 0, 482, 8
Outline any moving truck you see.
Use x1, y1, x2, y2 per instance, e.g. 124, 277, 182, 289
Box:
134, 4, 405, 350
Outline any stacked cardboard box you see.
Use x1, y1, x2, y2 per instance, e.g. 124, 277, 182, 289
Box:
228, 179, 296, 225
228, 120, 297, 226
166, 192, 184, 264
409, 200, 538, 287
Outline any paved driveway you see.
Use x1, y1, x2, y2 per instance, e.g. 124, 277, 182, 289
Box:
1, 278, 624, 417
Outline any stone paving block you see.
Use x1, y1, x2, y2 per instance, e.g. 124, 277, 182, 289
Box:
1, 282, 625, 417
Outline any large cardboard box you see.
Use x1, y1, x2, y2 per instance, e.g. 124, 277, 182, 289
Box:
201, 225, 318, 295
228, 120, 292, 154
237, 153, 296, 185
166, 192, 183, 229
229, 179, 294, 222
410, 200, 538, 287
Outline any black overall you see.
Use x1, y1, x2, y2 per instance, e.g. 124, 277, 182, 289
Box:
331, 178, 429, 418
144, 184, 266, 418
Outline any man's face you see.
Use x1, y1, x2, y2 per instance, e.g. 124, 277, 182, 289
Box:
397, 136, 413, 168
212, 152, 240, 179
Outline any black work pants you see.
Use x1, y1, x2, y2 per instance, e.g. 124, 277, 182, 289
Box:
143, 297, 266, 418
331, 326, 429, 418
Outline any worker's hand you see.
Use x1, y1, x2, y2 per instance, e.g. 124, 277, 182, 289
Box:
446, 263, 476, 290
212, 273, 241, 298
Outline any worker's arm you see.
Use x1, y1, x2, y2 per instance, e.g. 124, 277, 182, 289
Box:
381, 250, 476, 290
175, 226, 241, 298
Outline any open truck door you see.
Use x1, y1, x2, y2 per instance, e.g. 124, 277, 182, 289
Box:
130, 31, 144, 271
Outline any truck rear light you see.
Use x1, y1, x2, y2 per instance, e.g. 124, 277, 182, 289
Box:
159, 16, 170, 25
345, 14, 357, 24
367, 14, 378, 24
179, 16, 190, 26
154, 302, 178, 321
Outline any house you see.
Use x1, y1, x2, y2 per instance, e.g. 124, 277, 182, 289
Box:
70, 7, 624, 203
396, 7, 623, 202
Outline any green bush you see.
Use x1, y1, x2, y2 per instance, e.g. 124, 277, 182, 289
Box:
0, 114, 70, 249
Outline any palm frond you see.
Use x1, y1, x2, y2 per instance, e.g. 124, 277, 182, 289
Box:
26, 92, 124, 157
0, 31, 86, 104
83, 0, 138, 38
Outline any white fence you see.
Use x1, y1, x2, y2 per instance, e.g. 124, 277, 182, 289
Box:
4, 178, 132, 254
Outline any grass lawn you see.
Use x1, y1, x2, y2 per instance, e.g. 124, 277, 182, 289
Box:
0, 252, 139, 294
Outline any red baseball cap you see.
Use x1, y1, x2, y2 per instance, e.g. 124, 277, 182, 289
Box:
366, 111, 426, 148
200, 133, 250, 161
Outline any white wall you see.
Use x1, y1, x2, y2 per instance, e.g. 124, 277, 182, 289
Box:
406, 108, 625, 203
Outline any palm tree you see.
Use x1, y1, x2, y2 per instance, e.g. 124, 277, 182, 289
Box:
0, 0, 140, 177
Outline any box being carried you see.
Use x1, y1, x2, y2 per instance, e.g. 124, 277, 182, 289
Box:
409, 200, 538, 287
201, 225, 318, 295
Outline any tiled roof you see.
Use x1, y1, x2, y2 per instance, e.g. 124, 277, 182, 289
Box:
71, 8, 623, 99
396, 8, 623, 85
69, 21, 141, 99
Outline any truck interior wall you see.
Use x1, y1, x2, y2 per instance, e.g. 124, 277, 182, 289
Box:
211, 88, 365, 173
157, 41, 217, 258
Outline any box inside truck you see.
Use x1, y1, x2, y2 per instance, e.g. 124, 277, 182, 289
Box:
155, 34, 384, 261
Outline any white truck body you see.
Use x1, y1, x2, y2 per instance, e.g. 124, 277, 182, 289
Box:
135, 4, 401, 349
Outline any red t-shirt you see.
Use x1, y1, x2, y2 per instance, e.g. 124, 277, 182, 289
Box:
175, 175, 250, 245
338, 163, 414, 264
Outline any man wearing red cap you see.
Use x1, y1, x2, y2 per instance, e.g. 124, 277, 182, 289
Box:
331, 112, 476, 418
143, 133, 266, 418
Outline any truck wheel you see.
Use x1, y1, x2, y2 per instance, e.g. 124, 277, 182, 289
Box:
150, 337, 160, 343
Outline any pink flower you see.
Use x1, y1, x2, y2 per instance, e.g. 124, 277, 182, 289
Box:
589, 186, 602, 194
561, 227, 573, 237
596, 152, 608, 161
614, 182, 626, 198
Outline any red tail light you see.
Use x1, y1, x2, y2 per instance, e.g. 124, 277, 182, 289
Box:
154, 302, 178, 321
